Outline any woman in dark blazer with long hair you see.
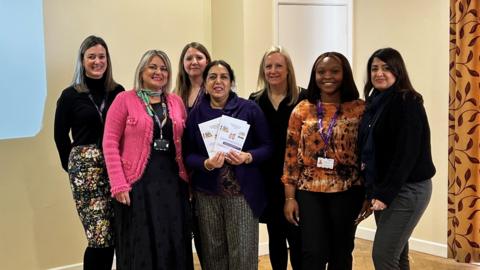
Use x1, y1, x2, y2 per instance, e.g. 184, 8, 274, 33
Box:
357, 48, 435, 270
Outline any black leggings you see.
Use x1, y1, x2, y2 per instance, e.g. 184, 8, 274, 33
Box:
297, 187, 364, 270
83, 247, 114, 270
266, 213, 302, 270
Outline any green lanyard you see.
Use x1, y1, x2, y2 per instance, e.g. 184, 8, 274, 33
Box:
137, 89, 167, 139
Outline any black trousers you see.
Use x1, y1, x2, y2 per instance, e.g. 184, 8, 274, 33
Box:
266, 211, 302, 270
297, 187, 364, 270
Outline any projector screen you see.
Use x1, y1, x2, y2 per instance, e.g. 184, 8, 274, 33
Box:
0, 0, 47, 140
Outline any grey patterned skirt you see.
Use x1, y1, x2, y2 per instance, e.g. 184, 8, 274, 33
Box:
68, 144, 114, 247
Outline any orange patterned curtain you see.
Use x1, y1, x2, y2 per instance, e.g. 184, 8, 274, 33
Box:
449, 0, 480, 263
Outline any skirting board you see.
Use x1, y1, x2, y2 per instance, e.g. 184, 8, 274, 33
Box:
48, 263, 83, 270
355, 226, 448, 258
49, 242, 269, 270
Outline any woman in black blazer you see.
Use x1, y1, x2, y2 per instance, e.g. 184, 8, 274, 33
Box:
357, 48, 435, 270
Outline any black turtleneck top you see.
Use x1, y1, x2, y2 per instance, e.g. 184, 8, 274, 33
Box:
54, 77, 124, 172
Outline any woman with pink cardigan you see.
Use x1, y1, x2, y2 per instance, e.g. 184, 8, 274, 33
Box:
103, 50, 193, 270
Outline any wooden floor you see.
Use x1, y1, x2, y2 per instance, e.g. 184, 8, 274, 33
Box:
194, 238, 480, 269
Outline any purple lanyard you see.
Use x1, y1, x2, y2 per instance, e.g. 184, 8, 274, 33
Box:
317, 101, 340, 155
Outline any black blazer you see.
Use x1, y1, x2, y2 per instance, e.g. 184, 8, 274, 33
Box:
364, 90, 435, 205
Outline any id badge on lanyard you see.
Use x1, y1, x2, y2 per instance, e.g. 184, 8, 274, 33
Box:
317, 157, 334, 169
316, 101, 340, 169
152, 101, 170, 152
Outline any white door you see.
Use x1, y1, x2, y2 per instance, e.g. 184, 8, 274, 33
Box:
275, 0, 353, 88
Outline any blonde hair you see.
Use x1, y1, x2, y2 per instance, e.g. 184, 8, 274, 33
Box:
133, 50, 172, 93
253, 45, 299, 105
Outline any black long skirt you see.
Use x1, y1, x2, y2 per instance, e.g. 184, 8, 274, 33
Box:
114, 149, 193, 270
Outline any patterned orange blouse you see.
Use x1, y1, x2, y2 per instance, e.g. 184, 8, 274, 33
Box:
282, 99, 365, 193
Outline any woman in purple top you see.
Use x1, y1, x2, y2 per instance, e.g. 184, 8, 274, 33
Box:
184, 60, 272, 270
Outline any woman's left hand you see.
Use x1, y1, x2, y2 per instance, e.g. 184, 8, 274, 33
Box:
370, 198, 387, 211
225, 151, 251, 165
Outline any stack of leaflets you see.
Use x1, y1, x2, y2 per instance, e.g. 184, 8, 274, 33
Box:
198, 115, 250, 157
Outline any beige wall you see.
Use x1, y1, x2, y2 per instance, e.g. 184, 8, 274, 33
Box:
0, 0, 448, 269
211, 0, 244, 93
210, 0, 273, 96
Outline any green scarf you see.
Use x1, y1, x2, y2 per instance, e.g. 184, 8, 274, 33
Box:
136, 89, 163, 116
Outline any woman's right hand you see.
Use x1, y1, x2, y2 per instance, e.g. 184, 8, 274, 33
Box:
205, 152, 225, 169
114, 191, 131, 206
355, 199, 372, 225
284, 199, 300, 226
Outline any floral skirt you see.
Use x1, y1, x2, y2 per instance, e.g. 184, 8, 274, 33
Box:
68, 144, 114, 248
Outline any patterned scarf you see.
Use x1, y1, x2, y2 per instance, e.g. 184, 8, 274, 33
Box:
136, 88, 163, 116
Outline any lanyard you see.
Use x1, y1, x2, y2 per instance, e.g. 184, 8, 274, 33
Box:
152, 101, 168, 139
317, 101, 340, 156
88, 94, 106, 123
136, 89, 168, 139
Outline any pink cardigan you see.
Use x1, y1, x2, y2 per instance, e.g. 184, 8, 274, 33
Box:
103, 90, 188, 196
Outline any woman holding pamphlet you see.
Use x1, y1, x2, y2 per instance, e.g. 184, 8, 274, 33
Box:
249, 45, 305, 270
282, 52, 365, 270
103, 50, 193, 269
184, 60, 272, 270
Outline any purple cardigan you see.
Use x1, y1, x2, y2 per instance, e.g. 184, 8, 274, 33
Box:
184, 92, 272, 217
103, 90, 188, 196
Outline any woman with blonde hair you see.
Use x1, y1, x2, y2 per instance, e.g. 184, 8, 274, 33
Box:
249, 46, 305, 270
103, 50, 193, 269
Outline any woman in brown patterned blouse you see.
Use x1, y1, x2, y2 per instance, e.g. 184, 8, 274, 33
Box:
282, 52, 365, 270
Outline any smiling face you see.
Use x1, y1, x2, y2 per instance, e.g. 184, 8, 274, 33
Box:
315, 56, 343, 102
142, 56, 169, 91
205, 64, 232, 106
183, 47, 208, 78
83, 44, 107, 79
264, 52, 288, 88
370, 57, 397, 91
